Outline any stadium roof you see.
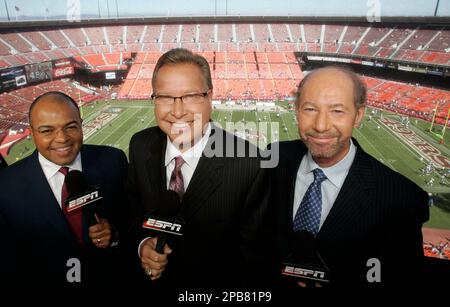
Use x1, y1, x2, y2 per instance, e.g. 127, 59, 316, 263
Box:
0, 0, 449, 22
0, 16, 449, 31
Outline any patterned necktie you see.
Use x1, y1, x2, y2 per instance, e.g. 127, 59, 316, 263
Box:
168, 156, 185, 199
293, 168, 327, 235
59, 167, 84, 246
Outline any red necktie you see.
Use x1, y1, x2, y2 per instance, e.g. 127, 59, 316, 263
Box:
168, 156, 185, 199
59, 167, 84, 246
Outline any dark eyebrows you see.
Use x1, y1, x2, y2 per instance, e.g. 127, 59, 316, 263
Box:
35, 121, 79, 130
65, 121, 80, 126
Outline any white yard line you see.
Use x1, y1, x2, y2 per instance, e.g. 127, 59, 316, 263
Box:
123, 113, 156, 153
89, 108, 142, 144
353, 127, 397, 171
377, 118, 432, 164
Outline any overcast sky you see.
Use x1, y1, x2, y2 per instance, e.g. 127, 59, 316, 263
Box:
0, 0, 448, 20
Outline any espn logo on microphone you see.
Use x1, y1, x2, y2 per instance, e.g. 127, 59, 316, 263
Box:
66, 191, 102, 212
143, 218, 183, 236
281, 264, 330, 283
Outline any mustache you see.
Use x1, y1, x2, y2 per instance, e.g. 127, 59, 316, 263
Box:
305, 132, 339, 138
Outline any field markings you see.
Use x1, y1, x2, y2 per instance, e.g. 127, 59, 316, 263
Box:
353, 126, 397, 171
376, 118, 431, 163
89, 108, 143, 145
123, 111, 156, 153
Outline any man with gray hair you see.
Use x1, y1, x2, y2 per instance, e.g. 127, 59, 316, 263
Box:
267, 66, 429, 287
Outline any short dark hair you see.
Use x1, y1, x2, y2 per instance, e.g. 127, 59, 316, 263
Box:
152, 48, 213, 91
295, 65, 367, 109
29, 91, 80, 125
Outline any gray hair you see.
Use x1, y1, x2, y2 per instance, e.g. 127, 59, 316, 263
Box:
152, 48, 213, 91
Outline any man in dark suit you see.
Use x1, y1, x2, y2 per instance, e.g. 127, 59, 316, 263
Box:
127, 48, 268, 290
268, 66, 429, 287
0, 92, 128, 287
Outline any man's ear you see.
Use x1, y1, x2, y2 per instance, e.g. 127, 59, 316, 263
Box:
354, 106, 365, 128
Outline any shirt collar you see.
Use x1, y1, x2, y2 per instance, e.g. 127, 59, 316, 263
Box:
165, 123, 211, 168
301, 139, 356, 189
38, 152, 83, 181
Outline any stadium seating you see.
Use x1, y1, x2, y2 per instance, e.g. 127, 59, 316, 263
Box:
0, 23, 448, 68
363, 76, 450, 124
0, 22, 448, 127
0, 79, 102, 131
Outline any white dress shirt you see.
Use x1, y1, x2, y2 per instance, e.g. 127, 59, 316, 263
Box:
293, 140, 356, 230
164, 123, 211, 190
38, 152, 82, 208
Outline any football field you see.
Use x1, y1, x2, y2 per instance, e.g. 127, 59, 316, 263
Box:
5, 99, 450, 230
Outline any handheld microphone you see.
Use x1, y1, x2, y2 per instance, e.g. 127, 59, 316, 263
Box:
281, 230, 330, 284
64, 170, 102, 226
142, 190, 183, 254
0, 154, 7, 170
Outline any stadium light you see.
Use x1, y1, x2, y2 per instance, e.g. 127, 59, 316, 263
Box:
434, 0, 440, 16
3, 0, 10, 21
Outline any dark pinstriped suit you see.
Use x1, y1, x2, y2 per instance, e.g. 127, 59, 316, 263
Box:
268, 139, 429, 287
126, 125, 269, 289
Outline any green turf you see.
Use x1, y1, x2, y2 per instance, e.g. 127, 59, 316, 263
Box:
4, 100, 450, 229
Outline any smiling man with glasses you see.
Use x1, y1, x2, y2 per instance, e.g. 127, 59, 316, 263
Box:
126, 48, 269, 290
150, 52, 214, 152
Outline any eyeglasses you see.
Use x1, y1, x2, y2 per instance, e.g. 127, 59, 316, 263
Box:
31, 123, 81, 138
151, 91, 210, 105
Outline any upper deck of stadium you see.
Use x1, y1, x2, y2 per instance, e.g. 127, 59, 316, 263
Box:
0, 16, 448, 68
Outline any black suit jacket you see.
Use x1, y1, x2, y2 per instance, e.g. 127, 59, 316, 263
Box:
268, 139, 429, 287
126, 125, 269, 289
0, 154, 7, 170
0, 145, 128, 288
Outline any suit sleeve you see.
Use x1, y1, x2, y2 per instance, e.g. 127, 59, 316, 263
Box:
110, 150, 129, 245
381, 184, 429, 286
125, 135, 145, 237
239, 163, 270, 287
124, 135, 150, 262
0, 209, 22, 287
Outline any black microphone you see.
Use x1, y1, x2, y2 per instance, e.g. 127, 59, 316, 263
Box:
64, 170, 102, 226
281, 230, 330, 285
142, 190, 183, 254
0, 154, 7, 170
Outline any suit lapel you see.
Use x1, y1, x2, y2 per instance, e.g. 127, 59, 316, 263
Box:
145, 130, 168, 212
26, 152, 74, 242
285, 144, 306, 221
80, 145, 104, 241
81, 146, 102, 186
318, 141, 375, 240
180, 125, 224, 220
181, 156, 224, 220
277, 141, 306, 234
